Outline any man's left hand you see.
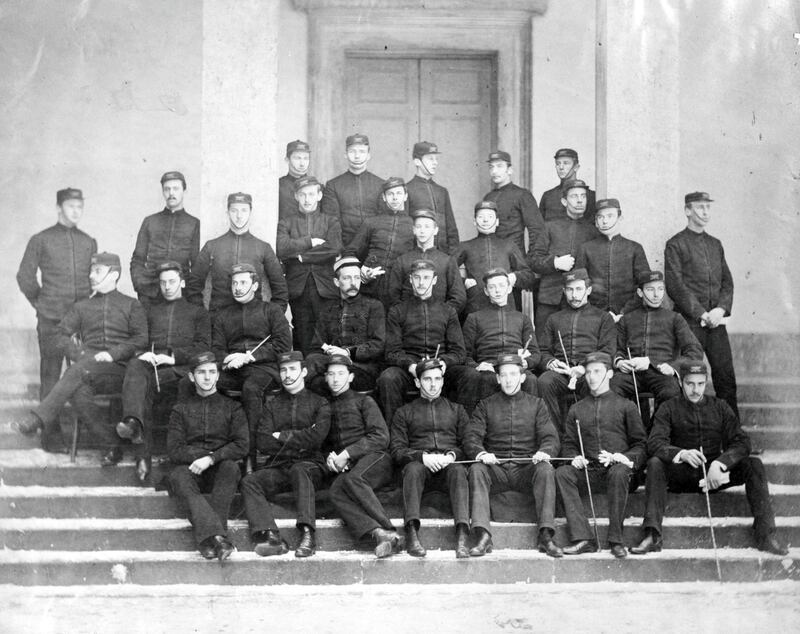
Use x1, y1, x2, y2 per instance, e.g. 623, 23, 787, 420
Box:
531, 451, 551, 464
704, 460, 727, 490
189, 455, 214, 475
94, 351, 113, 363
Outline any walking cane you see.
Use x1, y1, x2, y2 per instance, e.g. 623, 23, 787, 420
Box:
151, 343, 161, 393
557, 330, 578, 397
576, 418, 601, 549
452, 457, 575, 465
699, 445, 724, 583
626, 347, 641, 417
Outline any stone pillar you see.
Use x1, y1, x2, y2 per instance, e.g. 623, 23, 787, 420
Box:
596, 0, 680, 271
202, 0, 280, 243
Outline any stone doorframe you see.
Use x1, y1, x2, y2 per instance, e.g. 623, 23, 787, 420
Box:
293, 0, 547, 188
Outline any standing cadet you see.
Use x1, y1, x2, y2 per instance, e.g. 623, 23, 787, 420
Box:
117, 261, 210, 482
279, 140, 311, 221
630, 361, 787, 556
665, 191, 739, 417
405, 141, 460, 254
322, 133, 384, 246
530, 179, 600, 334
305, 256, 385, 394
188, 192, 288, 314
390, 358, 471, 558
539, 148, 596, 222
240, 351, 331, 558
555, 352, 646, 558
344, 176, 415, 308
13, 253, 147, 459
576, 198, 650, 320
130, 171, 200, 307
277, 175, 342, 354
324, 355, 401, 558
465, 354, 562, 557
167, 351, 248, 562
17, 187, 97, 399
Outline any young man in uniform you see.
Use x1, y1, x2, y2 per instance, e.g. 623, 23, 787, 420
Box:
279, 140, 311, 221
539, 148, 596, 222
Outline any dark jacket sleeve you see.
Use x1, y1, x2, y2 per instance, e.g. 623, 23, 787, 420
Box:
520, 190, 545, 252
185, 242, 211, 306
211, 313, 229, 359
389, 407, 420, 465
509, 242, 534, 290
250, 303, 292, 363
16, 235, 42, 307
535, 400, 560, 457
595, 311, 617, 360
529, 225, 556, 273
385, 304, 414, 369
522, 315, 541, 370
443, 192, 460, 255
167, 407, 207, 464
353, 300, 385, 362
321, 183, 341, 218
301, 216, 342, 264
440, 306, 467, 368
445, 257, 467, 313
279, 399, 332, 451
56, 306, 85, 360
622, 400, 647, 469
256, 399, 284, 455
560, 405, 581, 458
173, 307, 211, 365
262, 244, 289, 308
718, 245, 734, 316
665, 238, 705, 321
537, 315, 558, 370
210, 401, 249, 463
276, 218, 311, 260
462, 314, 479, 367
673, 313, 704, 368
130, 218, 151, 296
464, 400, 489, 459
648, 400, 680, 462
107, 300, 149, 362
716, 400, 751, 469
386, 258, 405, 307
452, 403, 469, 461
344, 396, 390, 459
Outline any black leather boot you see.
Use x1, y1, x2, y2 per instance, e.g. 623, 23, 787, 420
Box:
295, 525, 316, 558
405, 522, 427, 557
455, 523, 470, 559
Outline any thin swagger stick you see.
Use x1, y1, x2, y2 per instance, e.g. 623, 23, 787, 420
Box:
576, 418, 601, 549
699, 446, 724, 583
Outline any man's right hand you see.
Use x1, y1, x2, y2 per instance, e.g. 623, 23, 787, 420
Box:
422, 453, 447, 472
310, 238, 326, 247
464, 278, 477, 290
678, 448, 706, 468
477, 452, 498, 465
475, 361, 495, 373
571, 456, 589, 470
548, 359, 571, 375
554, 254, 575, 271
138, 351, 158, 365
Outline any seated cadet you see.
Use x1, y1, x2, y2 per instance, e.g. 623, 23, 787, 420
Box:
240, 351, 331, 558
448, 268, 540, 414
344, 176, 415, 309
386, 208, 466, 313
465, 354, 562, 558
555, 352, 646, 558
277, 175, 342, 354
188, 192, 288, 315
14, 253, 147, 461
631, 361, 788, 556
405, 141, 460, 254
305, 256, 385, 394
537, 269, 616, 434
323, 355, 402, 558
611, 271, 703, 423
167, 351, 248, 562
211, 263, 292, 458
575, 198, 650, 321
278, 140, 311, 221
455, 201, 533, 314
389, 358, 470, 558
539, 148, 596, 223
377, 259, 466, 423
117, 261, 210, 482
529, 179, 600, 335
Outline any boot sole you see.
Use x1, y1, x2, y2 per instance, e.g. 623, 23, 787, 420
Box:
254, 543, 288, 557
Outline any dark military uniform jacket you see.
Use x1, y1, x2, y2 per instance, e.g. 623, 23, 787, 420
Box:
323, 390, 389, 458
390, 396, 469, 463
615, 304, 703, 370
482, 182, 545, 254
310, 294, 385, 363
461, 303, 540, 368
387, 245, 466, 313
142, 297, 210, 373
322, 170, 384, 246
211, 299, 291, 363
539, 184, 597, 223
279, 173, 302, 221
539, 303, 616, 370
17, 223, 97, 322
405, 175, 460, 254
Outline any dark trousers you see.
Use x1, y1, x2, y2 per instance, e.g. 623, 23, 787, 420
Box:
400, 461, 469, 527
121, 359, 183, 458
329, 451, 395, 539
290, 277, 326, 355
240, 461, 326, 533
538, 371, 589, 436
469, 461, 556, 533
34, 356, 126, 449
448, 365, 538, 413
556, 462, 634, 545
376, 366, 416, 424
169, 460, 241, 546
689, 324, 738, 417
306, 353, 380, 394
641, 455, 776, 540
216, 363, 279, 440
611, 368, 680, 428
36, 316, 64, 400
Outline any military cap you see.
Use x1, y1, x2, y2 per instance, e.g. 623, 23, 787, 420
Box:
382, 176, 406, 192
156, 260, 183, 276
286, 140, 311, 157
325, 354, 353, 369
277, 350, 304, 366
56, 188, 83, 204
584, 351, 613, 369
562, 268, 591, 285
189, 351, 217, 371
160, 171, 186, 186
409, 259, 436, 273
333, 255, 362, 274
637, 270, 665, 288
227, 192, 252, 207
294, 175, 321, 192
417, 357, 445, 376
91, 252, 121, 269
685, 191, 713, 204
495, 353, 525, 368
486, 150, 512, 165
474, 200, 498, 215
482, 267, 509, 284
413, 141, 441, 159
346, 133, 370, 147
410, 208, 437, 223
230, 262, 258, 280
595, 198, 621, 213
561, 179, 589, 195
680, 360, 708, 377
554, 148, 579, 161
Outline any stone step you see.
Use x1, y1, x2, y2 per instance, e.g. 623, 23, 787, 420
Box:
0, 546, 796, 586
736, 377, 800, 404
739, 403, 800, 427
1, 517, 797, 553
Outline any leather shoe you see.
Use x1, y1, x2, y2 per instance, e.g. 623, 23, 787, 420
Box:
610, 543, 628, 559
630, 531, 662, 555
405, 524, 427, 558
99, 447, 123, 467
13, 412, 43, 436
757, 535, 789, 556
116, 417, 144, 444
254, 530, 289, 557
469, 528, 493, 557
455, 524, 470, 559
213, 535, 235, 562
295, 525, 316, 558
198, 537, 217, 560
537, 530, 563, 558
135, 457, 151, 483
562, 539, 598, 555
372, 527, 401, 559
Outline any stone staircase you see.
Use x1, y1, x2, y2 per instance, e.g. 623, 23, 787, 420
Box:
1, 333, 799, 585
